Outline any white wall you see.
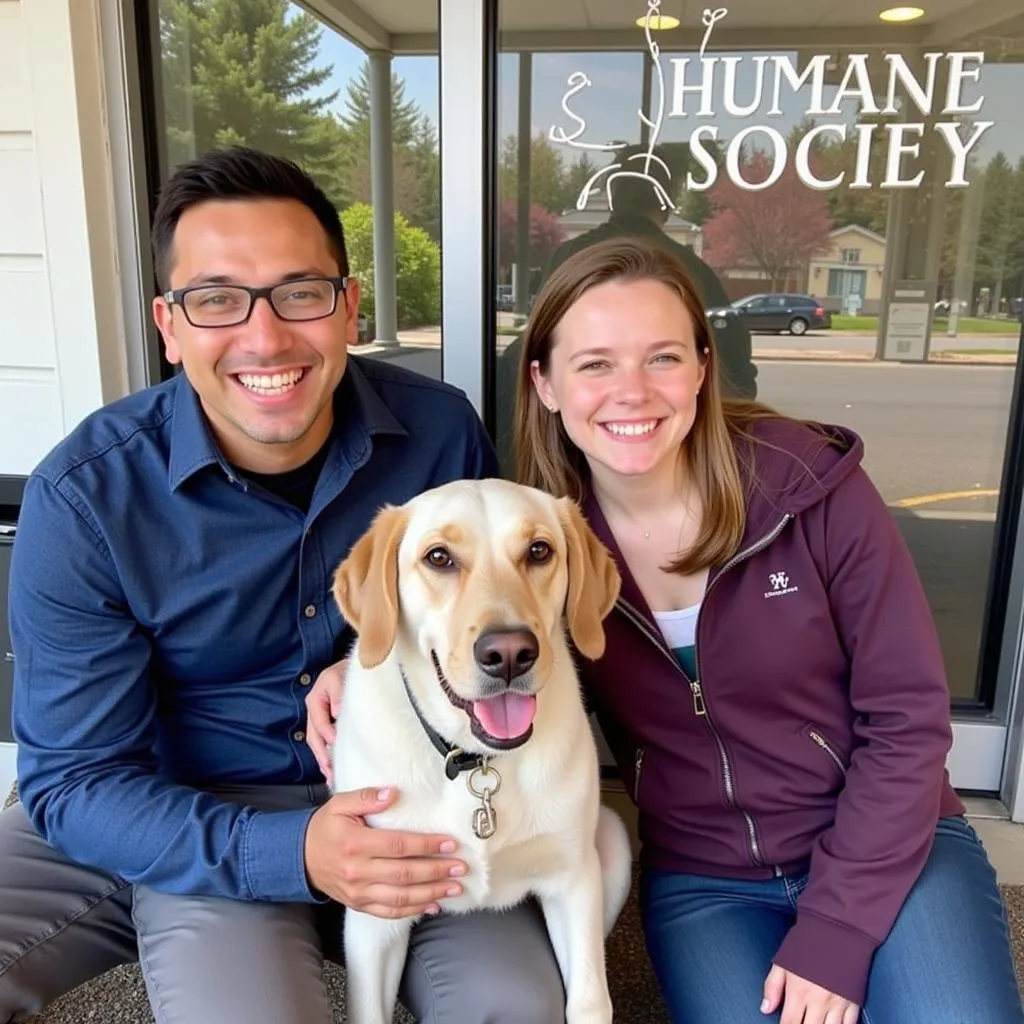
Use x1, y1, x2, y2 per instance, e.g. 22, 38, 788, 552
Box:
0, 0, 129, 476
0, 744, 13, 802
1, 0, 133, 798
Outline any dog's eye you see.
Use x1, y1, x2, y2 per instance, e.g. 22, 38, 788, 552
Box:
424, 546, 456, 570
528, 540, 553, 564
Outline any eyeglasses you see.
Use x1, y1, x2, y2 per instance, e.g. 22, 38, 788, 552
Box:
163, 276, 348, 328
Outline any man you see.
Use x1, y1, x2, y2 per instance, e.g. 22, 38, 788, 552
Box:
495, 144, 756, 468
0, 147, 565, 1023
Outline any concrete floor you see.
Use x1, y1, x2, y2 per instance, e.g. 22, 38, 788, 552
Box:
968, 811, 1024, 885
976, 819, 1024, 883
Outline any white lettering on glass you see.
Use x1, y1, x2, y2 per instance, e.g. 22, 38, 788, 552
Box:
547, 3, 993, 200
550, 0, 680, 212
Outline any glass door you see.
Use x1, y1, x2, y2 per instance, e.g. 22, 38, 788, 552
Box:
489, 0, 1024, 793
140, 0, 444, 384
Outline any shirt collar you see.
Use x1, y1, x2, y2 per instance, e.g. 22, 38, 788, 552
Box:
337, 356, 408, 440
167, 356, 408, 492
168, 373, 226, 490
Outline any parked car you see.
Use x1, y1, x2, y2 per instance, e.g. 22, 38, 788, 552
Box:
707, 293, 831, 336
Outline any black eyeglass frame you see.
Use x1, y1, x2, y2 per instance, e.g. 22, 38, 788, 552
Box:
163, 275, 349, 328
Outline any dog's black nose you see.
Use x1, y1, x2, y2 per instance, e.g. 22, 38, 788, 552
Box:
473, 628, 539, 682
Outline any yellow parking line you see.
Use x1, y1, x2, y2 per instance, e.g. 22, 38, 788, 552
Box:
892, 489, 999, 508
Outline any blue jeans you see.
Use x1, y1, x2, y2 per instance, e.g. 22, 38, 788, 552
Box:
641, 816, 1024, 1023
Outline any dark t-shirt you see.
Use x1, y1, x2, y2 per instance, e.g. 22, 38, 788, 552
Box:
237, 435, 332, 514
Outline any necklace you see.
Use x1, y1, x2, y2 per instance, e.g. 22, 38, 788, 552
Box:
597, 481, 698, 548
631, 507, 698, 546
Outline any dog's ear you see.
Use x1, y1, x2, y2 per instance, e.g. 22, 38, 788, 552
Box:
559, 499, 621, 660
332, 505, 409, 669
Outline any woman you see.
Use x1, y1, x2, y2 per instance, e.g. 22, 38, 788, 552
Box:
509, 237, 1023, 1024
304, 237, 1023, 1023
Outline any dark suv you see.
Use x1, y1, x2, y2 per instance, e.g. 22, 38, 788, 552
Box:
708, 293, 831, 336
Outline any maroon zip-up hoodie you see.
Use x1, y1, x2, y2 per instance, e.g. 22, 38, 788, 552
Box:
580, 416, 964, 1006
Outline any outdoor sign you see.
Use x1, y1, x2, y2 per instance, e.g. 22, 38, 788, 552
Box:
882, 287, 933, 361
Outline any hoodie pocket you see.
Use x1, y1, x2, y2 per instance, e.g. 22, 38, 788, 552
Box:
805, 726, 847, 776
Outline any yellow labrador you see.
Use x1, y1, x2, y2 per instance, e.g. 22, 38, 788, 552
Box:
331, 478, 633, 1024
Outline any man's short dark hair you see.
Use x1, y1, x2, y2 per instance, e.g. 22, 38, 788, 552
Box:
151, 146, 348, 291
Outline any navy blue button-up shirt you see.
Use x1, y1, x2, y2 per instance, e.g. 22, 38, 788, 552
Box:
9, 357, 497, 902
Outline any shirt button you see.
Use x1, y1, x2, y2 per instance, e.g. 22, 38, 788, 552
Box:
293, 730, 305, 742
299, 672, 312, 686
304, 604, 317, 618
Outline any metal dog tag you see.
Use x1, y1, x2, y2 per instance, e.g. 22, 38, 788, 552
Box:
467, 763, 501, 840
472, 790, 497, 839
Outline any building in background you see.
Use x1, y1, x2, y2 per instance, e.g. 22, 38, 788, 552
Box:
809, 225, 888, 315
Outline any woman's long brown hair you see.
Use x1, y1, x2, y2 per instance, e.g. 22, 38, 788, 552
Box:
513, 237, 809, 575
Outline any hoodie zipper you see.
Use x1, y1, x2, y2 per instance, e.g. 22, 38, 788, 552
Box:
633, 748, 645, 802
617, 514, 792, 873
808, 729, 847, 775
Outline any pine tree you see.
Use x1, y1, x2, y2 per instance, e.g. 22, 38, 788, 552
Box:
335, 61, 441, 239
159, 0, 346, 205
975, 152, 1017, 310
562, 154, 600, 211
1004, 158, 1024, 308
818, 114, 891, 236
498, 134, 571, 214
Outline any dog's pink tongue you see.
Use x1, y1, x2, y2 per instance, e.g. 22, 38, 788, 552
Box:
472, 693, 537, 740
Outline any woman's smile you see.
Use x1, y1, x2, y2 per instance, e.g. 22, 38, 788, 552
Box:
598, 418, 665, 441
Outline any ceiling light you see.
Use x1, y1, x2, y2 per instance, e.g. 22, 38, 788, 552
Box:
878, 6, 925, 22
635, 14, 681, 30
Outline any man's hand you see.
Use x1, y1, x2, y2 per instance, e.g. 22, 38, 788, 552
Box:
305, 659, 348, 787
762, 965, 860, 1024
305, 786, 467, 919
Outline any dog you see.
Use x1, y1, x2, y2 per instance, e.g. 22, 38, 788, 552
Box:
330, 477, 634, 1024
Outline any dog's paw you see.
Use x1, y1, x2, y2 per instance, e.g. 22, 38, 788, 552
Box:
565, 991, 614, 1024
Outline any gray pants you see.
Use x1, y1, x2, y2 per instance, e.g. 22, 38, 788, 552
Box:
0, 784, 565, 1023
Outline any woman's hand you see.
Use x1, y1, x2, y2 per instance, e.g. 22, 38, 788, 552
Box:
305, 658, 349, 787
762, 965, 860, 1024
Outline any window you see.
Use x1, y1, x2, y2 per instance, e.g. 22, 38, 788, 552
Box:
146, 0, 442, 380
828, 269, 868, 299
489, 5, 1024, 715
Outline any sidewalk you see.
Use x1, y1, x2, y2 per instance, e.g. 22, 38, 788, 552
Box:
353, 327, 1019, 366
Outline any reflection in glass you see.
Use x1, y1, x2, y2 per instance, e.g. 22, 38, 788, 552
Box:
151, 0, 443, 378
492, 4, 1024, 706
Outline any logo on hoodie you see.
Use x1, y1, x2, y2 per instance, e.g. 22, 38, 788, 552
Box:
766, 571, 800, 599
